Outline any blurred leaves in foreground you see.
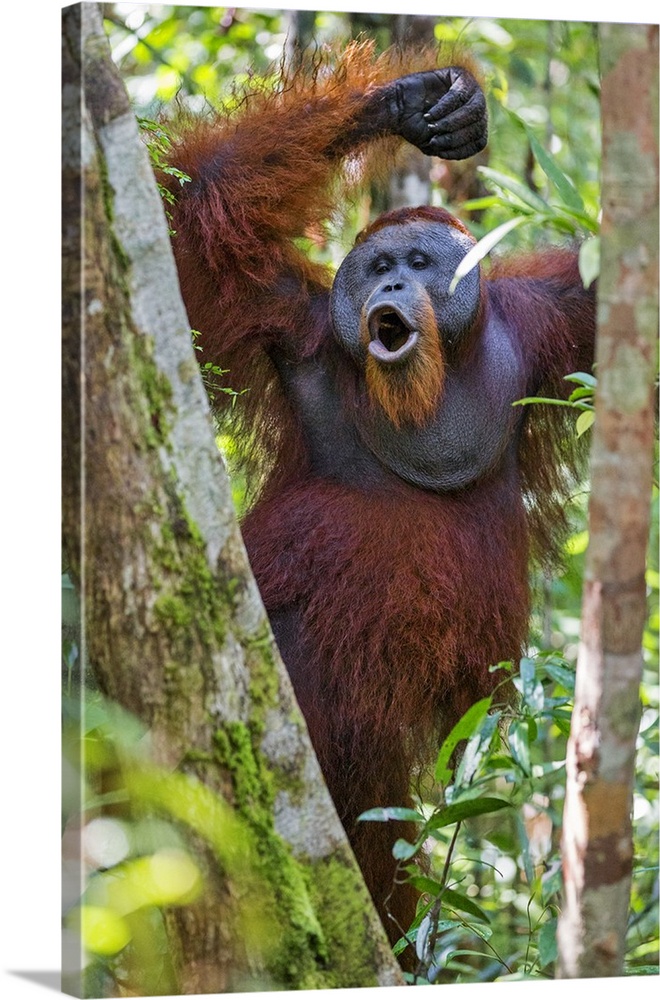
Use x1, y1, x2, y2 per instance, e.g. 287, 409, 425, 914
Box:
62, 683, 279, 996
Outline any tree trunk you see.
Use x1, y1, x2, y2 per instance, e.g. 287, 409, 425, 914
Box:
61, 3, 404, 994
556, 22, 658, 979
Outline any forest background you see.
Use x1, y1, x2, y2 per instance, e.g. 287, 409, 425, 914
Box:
1, 1, 658, 1000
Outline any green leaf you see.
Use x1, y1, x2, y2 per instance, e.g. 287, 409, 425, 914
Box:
467, 922, 494, 942
498, 106, 592, 221
392, 940, 408, 957
357, 806, 424, 823
442, 888, 490, 922
579, 236, 600, 288
567, 387, 595, 402
478, 166, 550, 212
449, 216, 530, 293
519, 657, 545, 712
459, 195, 503, 211
415, 918, 462, 937
454, 711, 501, 788
538, 917, 558, 967
445, 948, 493, 962
517, 115, 585, 212
426, 796, 510, 831
392, 838, 418, 860
543, 659, 576, 692
563, 372, 598, 390
565, 370, 597, 388
408, 874, 443, 894
508, 719, 531, 775
565, 529, 590, 555
434, 696, 493, 785
576, 410, 595, 437
76, 905, 131, 956
552, 203, 600, 233
541, 862, 563, 903
513, 395, 575, 408
513, 394, 593, 411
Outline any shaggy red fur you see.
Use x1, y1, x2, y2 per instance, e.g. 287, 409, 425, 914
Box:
162, 40, 596, 954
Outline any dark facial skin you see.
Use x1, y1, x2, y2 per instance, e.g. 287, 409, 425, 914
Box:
331, 221, 482, 363
327, 220, 529, 491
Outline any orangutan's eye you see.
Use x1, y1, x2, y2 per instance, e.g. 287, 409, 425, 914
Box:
373, 257, 392, 275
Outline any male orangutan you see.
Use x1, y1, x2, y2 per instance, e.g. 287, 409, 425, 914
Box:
162, 42, 595, 951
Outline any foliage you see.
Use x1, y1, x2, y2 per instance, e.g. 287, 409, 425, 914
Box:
449, 99, 600, 291
514, 371, 597, 439
191, 328, 249, 408
190, 328, 251, 514
62, 679, 279, 996
434, 17, 601, 237
361, 642, 659, 983
137, 116, 191, 234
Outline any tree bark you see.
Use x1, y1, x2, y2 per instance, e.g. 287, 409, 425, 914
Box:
62, 3, 404, 994
556, 22, 658, 979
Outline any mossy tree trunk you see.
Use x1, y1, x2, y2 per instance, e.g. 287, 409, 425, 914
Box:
62, 3, 403, 994
556, 22, 658, 979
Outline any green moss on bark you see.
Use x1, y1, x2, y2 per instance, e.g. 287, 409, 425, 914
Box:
133, 333, 175, 450
213, 720, 333, 987
306, 854, 383, 988
245, 624, 280, 720
153, 593, 193, 632
147, 484, 228, 655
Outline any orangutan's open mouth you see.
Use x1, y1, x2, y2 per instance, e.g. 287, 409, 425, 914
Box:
367, 306, 419, 364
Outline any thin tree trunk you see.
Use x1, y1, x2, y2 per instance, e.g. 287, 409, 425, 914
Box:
62, 3, 403, 994
556, 22, 658, 979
